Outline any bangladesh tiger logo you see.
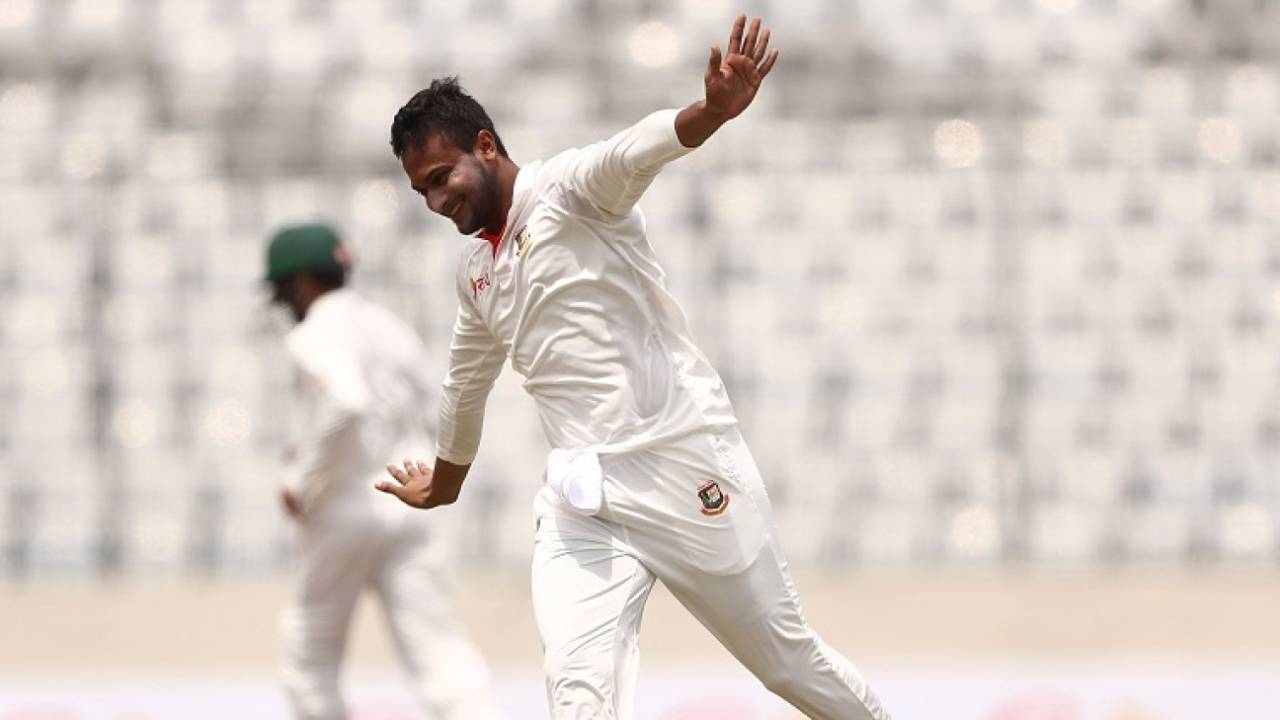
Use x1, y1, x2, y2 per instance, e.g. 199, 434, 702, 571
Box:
697, 481, 729, 516
515, 226, 532, 258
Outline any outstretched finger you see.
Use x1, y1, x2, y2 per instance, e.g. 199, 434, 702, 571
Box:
416, 461, 430, 474
742, 17, 761, 60
752, 28, 771, 64
375, 480, 407, 499
402, 458, 417, 475
386, 463, 409, 485
727, 13, 745, 56
759, 48, 780, 79
707, 44, 722, 76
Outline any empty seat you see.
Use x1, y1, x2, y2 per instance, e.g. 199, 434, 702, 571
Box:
1029, 500, 1104, 563
1119, 502, 1192, 560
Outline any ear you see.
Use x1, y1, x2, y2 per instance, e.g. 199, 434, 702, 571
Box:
474, 129, 499, 160
333, 242, 353, 269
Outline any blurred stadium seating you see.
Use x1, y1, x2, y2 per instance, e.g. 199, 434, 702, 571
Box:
1, 0, 1278, 582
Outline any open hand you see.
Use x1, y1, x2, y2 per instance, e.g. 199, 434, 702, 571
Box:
377, 458, 440, 508
704, 15, 780, 121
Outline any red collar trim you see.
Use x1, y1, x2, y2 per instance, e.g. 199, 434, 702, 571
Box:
478, 225, 506, 259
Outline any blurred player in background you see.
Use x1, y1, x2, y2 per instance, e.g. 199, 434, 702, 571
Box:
378, 15, 889, 720
264, 223, 502, 720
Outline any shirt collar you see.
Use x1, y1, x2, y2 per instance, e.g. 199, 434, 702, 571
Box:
302, 287, 351, 322
476, 162, 540, 259
478, 226, 504, 259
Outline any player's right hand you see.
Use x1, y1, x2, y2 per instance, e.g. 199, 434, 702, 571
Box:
378, 458, 447, 509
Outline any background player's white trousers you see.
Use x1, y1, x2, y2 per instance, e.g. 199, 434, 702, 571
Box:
531, 429, 891, 720
279, 513, 500, 720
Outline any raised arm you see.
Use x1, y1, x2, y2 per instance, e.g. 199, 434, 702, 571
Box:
675, 14, 780, 148
565, 14, 779, 216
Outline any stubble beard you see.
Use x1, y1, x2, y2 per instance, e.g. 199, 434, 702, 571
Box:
461, 164, 499, 236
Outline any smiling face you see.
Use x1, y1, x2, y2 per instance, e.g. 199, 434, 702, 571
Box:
400, 130, 502, 236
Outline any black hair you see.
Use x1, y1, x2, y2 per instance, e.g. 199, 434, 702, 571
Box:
270, 266, 345, 305
390, 76, 509, 159
310, 266, 346, 289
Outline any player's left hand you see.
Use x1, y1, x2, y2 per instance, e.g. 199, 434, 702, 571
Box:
378, 458, 446, 509
703, 14, 780, 121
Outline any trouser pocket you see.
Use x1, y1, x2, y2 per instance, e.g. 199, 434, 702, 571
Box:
602, 431, 769, 576
544, 448, 604, 515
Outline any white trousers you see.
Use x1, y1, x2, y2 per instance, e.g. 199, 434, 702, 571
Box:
280, 512, 500, 720
531, 429, 890, 720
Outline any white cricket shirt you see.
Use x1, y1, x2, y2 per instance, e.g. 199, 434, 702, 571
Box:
436, 109, 738, 465
283, 288, 437, 513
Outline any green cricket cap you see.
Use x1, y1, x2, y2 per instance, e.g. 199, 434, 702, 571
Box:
265, 224, 344, 283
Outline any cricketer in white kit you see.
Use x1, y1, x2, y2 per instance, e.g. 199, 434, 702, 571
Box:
379, 15, 891, 720
264, 224, 501, 720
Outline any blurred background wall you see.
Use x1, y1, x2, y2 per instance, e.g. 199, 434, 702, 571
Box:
1, 0, 1278, 718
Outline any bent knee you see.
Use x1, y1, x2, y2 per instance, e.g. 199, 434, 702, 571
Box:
543, 648, 616, 719
752, 635, 832, 698
759, 668, 804, 700
279, 606, 350, 664
543, 647, 612, 692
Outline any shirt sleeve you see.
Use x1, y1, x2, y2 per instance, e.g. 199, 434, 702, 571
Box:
280, 348, 363, 510
435, 258, 509, 465
562, 108, 694, 217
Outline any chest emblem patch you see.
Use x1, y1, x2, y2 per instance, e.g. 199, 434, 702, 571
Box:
697, 481, 730, 516
514, 226, 532, 258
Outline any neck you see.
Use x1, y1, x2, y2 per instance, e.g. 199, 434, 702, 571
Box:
295, 283, 335, 321
484, 157, 520, 235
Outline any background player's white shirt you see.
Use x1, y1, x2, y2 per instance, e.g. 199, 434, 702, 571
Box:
436, 109, 738, 465
283, 288, 436, 516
